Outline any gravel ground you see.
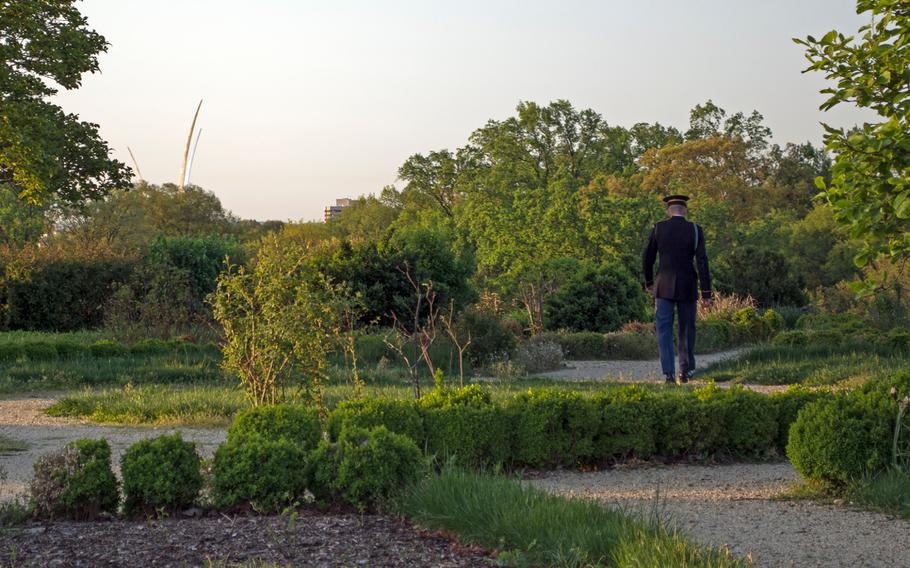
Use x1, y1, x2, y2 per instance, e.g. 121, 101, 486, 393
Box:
0, 396, 226, 502
0, 513, 493, 567
528, 348, 787, 394
529, 463, 910, 568
534, 348, 746, 382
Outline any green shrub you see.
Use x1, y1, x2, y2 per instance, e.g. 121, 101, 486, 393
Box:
0, 343, 25, 361
544, 263, 648, 332
129, 338, 171, 356
602, 332, 656, 359
327, 398, 424, 443
772, 330, 809, 346
54, 340, 89, 358
419, 383, 492, 409
305, 439, 341, 504
89, 339, 130, 358
551, 332, 606, 359
762, 309, 786, 334
227, 404, 321, 450
20, 342, 58, 360
333, 425, 425, 510
787, 392, 892, 486
770, 386, 829, 451
121, 434, 202, 515
504, 390, 600, 467
459, 309, 517, 366
212, 437, 308, 512
422, 405, 513, 466
593, 388, 657, 460
732, 307, 771, 342
29, 439, 119, 520
695, 319, 736, 352
652, 390, 725, 459
709, 386, 779, 458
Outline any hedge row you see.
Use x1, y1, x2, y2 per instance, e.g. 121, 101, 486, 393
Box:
328, 384, 827, 468
548, 313, 777, 361
0, 338, 220, 362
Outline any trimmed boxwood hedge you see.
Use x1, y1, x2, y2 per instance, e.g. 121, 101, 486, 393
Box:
324, 384, 826, 468
227, 404, 321, 449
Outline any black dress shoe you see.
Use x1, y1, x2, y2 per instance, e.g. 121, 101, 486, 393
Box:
677, 370, 693, 384
664, 373, 676, 384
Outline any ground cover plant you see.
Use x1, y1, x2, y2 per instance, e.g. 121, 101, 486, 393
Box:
397, 468, 747, 568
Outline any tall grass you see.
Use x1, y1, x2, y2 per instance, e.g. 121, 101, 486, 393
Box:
848, 468, 910, 519
699, 344, 910, 386
397, 469, 747, 568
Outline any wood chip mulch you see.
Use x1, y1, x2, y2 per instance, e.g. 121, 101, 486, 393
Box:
0, 513, 494, 567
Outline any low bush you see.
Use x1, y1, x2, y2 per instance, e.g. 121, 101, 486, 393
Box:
603, 332, 656, 359
121, 434, 202, 515
696, 319, 736, 352
227, 404, 321, 449
29, 439, 119, 520
88, 339, 131, 358
327, 398, 425, 443
459, 309, 517, 367
211, 437, 309, 512
787, 391, 892, 486
592, 387, 657, 460
333, 425, 425, 510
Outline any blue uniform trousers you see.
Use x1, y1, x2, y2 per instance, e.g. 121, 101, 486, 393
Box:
655, 298, 697, 377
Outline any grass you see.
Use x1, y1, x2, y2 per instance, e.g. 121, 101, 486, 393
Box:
396, 468, 748, 567
0, 436, 28, 454
848, 468, 910, 519
45, 376, 694, 426
698, 344, 910, 386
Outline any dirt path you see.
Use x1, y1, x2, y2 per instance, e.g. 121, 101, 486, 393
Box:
529, 463, 910, 568
0, 396, 225, 502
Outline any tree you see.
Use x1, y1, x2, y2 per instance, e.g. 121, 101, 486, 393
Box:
796, 1, 910, 271
544, 262, 648, 332
0, 0, 130, 204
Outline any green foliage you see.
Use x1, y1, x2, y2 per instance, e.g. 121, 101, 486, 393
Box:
397, 469, 748, 568
332, 425, 425, 510
720, 246, 806, 306
4, 254, 134, 331
797, 2, 910, 271
105, 235, 242, 341
211, 234, 343, 406
457, 308, 518, 366
848, 467, 910, 519
544, 263, 648, 332
327, 398, 425, 443
505, 390, 601, 467
0, 1, 130, 204
120, 434, 202, 515
227, 404, 321, 449
593, 388, 657, 460
771, 386, 829, 450
28, 438, 119, 520
212, 437, 308, 512
787, 391, 892, 486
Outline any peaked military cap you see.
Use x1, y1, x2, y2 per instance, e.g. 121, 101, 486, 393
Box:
662, 194, 690, 206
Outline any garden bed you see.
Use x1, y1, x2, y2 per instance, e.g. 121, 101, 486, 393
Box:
0, 512, 492, 567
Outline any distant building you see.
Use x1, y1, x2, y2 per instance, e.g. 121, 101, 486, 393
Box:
324, 198, 351, 222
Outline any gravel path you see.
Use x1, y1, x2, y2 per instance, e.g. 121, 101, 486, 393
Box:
530, 463, 910, 568
534, 348, 746, 382
529, 348, 787, 394
0, 396, 225, 502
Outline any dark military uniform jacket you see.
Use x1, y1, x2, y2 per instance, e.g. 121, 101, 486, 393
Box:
642, 216, 712, 302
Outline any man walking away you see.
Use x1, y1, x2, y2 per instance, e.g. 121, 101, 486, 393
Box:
642, 195, 712, 384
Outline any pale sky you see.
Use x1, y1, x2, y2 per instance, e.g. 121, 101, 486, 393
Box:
55, 0, 873, 221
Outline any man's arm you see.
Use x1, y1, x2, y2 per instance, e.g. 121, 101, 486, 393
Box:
642, 225, 657, 290
695, 224, 711, 300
